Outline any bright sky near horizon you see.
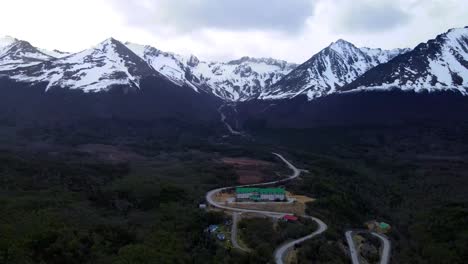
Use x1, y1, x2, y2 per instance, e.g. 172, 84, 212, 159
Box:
0, 0, 466, 63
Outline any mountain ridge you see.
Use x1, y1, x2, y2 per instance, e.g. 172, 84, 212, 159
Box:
343, 27, 468, 95
259, 39, 411, 100
1, 38, 160, 92
0, 27, 466, 102
125, 42, 298, 101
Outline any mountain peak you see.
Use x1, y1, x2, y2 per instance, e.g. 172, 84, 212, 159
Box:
104, 37, 118, 43
443, 26, 468, 42
0, 36, 19, 50
329, 39, 356, 51
344, 26, 468, 93
260, 38, 410, 100
96, 37, 124, 48
334, 38, 350, 44
1, 36, 159, 92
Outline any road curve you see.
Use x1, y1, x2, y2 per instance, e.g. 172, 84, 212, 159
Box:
205, 153, 301, 216
205, 153, 327, 264
371, 232, 391, 264
345, 230, 391, 264
274, 216, 328, 264
345, 231, 361, 264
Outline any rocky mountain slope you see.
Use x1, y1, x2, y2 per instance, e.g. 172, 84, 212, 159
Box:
0, 36, 55, 70
125, 42, 297, 101
1, 38, 158, 92
0, 27, 466, 102
0, 36, 297, 100
260, 40, 410, 100
344, 27, 468, 95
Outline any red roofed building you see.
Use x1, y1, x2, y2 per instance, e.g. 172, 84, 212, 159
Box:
283, 215, 298, 222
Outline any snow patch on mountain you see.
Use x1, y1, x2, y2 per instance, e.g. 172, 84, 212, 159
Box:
126, 42, 297, 101
0, 36, 17, 51
0, 37, 54, 70
191, 57, 297, 101
260, 39, 410, 100
125, 42, 191, 87
2, 38, 156, 92
344, 27, 468, 95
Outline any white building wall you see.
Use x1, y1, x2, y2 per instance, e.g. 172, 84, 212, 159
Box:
277, 194, 285, 200
259, 194, 286, 200
237, 192, 285, 201
236, 193, 253, 199
260, 194, 275, 201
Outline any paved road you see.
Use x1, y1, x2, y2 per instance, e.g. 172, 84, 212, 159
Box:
205, 153, 302, 216
274, 215, 328, 264
205, 153, 327, 264
371, 232, 391, 264
345, 231, 361, 264
231, 212, 250, 252
345, 230, 391, 264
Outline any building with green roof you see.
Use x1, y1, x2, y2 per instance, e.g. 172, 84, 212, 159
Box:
236, 187, 286, 201
379, 222, 390, 230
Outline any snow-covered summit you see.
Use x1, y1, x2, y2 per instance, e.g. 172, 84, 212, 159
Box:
0, 36, 54, 70
125, 41, 194, 88
344, 27, 468, 94
190, 56, 298, 101
260, 39, 410, 100
0, 36, 18, 50
0, 27, 465, 101
2, 38, 157, 92
125, 42, 298, 101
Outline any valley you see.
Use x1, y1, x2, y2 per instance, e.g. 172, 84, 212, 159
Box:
0, 23, 467, 264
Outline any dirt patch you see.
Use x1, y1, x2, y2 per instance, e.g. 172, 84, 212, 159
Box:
222, 158, 274, 167
285, 249, 298, 264
291, 193, 315, 204
222, 157, 275, 184
237, 170, 264, 185
213, 191, 233, 204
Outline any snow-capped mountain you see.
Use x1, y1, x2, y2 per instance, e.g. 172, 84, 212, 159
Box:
345, 27, 468, 94
1, 38, 157, 92
1, 37, 296, 98
259, 39, 410, 100
191, 56, 297, 101
0, 36, 54, 70
0, 36, 17, 50
0, 27, 466, 102
125, 42, 297, 101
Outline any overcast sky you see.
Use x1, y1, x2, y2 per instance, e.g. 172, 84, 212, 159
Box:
0, 0, 466, 63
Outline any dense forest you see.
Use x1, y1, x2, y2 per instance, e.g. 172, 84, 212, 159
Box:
0, 120, 467, 263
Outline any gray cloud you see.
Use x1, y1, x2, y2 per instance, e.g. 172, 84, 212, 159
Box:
334, 1, 410, 33
109, 0, 316, 34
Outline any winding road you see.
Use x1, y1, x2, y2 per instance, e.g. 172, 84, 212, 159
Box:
274, 215, 328, 264
345, 231, 361, 264
372, 232, 391, 264
205, 153, 328, 263
346, 230, 392, 264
